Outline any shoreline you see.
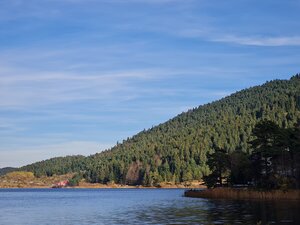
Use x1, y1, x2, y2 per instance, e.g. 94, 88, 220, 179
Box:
0, 185, 203, 189
0, 172, 206, 189
0, 182, 206, 189
184, 187, 300, 201
0, 171, 206, 189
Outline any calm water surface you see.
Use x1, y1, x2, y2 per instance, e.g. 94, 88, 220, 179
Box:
0, 189, 299, 225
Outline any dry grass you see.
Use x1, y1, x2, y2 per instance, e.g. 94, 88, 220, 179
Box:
0, 172, 207, 189
5, 171, 35, 179
185, 188, 300, 201
0, 171, 73, 188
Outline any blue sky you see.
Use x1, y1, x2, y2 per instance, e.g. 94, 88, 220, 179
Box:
0, 0, 300, 167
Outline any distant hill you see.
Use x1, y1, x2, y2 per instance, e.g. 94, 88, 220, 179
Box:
20, 74, 300, 185
0, 167, 17, 176
0, 171, 73, 188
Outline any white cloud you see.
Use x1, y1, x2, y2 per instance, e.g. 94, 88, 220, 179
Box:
172, 27, 300, 46
58, 0, 185, 4
0, 66, 164, 108
213, 35, 300, 46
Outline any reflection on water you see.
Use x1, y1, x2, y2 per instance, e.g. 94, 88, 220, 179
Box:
133, 199, 299, 224
0, 189, 298, 225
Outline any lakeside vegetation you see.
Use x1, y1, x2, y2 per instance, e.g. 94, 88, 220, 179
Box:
0, 171, 204, 188
2, 74, 299, 188
0, 171, 73, 188
184, 188, 300, 200
203, 120, 300, 189
0, 167, 16, 176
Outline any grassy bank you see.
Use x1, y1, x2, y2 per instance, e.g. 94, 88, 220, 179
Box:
0, 171, 206, 189
0, 171, 74, 188
184, 188, 300, 201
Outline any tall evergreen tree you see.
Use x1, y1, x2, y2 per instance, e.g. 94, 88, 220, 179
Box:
203, 147, 230, 188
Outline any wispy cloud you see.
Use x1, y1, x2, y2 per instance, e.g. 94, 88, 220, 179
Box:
58, 0, 187, 4
213, 35, 300, 46
0, 50, 170, 108
0, 41, 243, 109
176, 28, 300, 47
0, 65, 241, 109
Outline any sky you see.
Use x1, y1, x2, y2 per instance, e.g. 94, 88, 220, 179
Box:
0, 0, 300, 167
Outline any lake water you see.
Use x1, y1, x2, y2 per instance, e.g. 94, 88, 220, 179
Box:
0, 189, 299, 225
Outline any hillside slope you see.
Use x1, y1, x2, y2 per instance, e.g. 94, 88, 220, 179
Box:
0, 167, 17, 176
21, 75, 300, 185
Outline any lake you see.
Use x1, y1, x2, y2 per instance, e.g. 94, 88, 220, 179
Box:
0, 188, 299, 225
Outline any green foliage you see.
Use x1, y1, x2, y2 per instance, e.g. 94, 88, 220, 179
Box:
203, 147, 230, 188
228, 151, 251, 185
19, 75, 300, 186
68, 173, 83, 186
0, 167, 17, 176
21, 155, 86, 178
250, 120, 300, 189
249, 120, 281, 188
203, 120, 300, 189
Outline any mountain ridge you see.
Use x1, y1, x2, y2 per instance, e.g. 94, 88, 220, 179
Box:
0, 167, 17, 176
18, 74, 300, 185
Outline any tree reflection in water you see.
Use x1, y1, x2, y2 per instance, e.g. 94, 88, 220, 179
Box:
132, 199, 299, 225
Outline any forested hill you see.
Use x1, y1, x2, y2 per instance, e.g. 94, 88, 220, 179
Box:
0, 167, 17, 176
21, 75, 300, 185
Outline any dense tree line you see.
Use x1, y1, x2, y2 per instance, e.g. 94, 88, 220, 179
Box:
0, 167, 16, 176
203, 120, 300, 189
21, 156, 86, 178
20, 75, 300, 186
